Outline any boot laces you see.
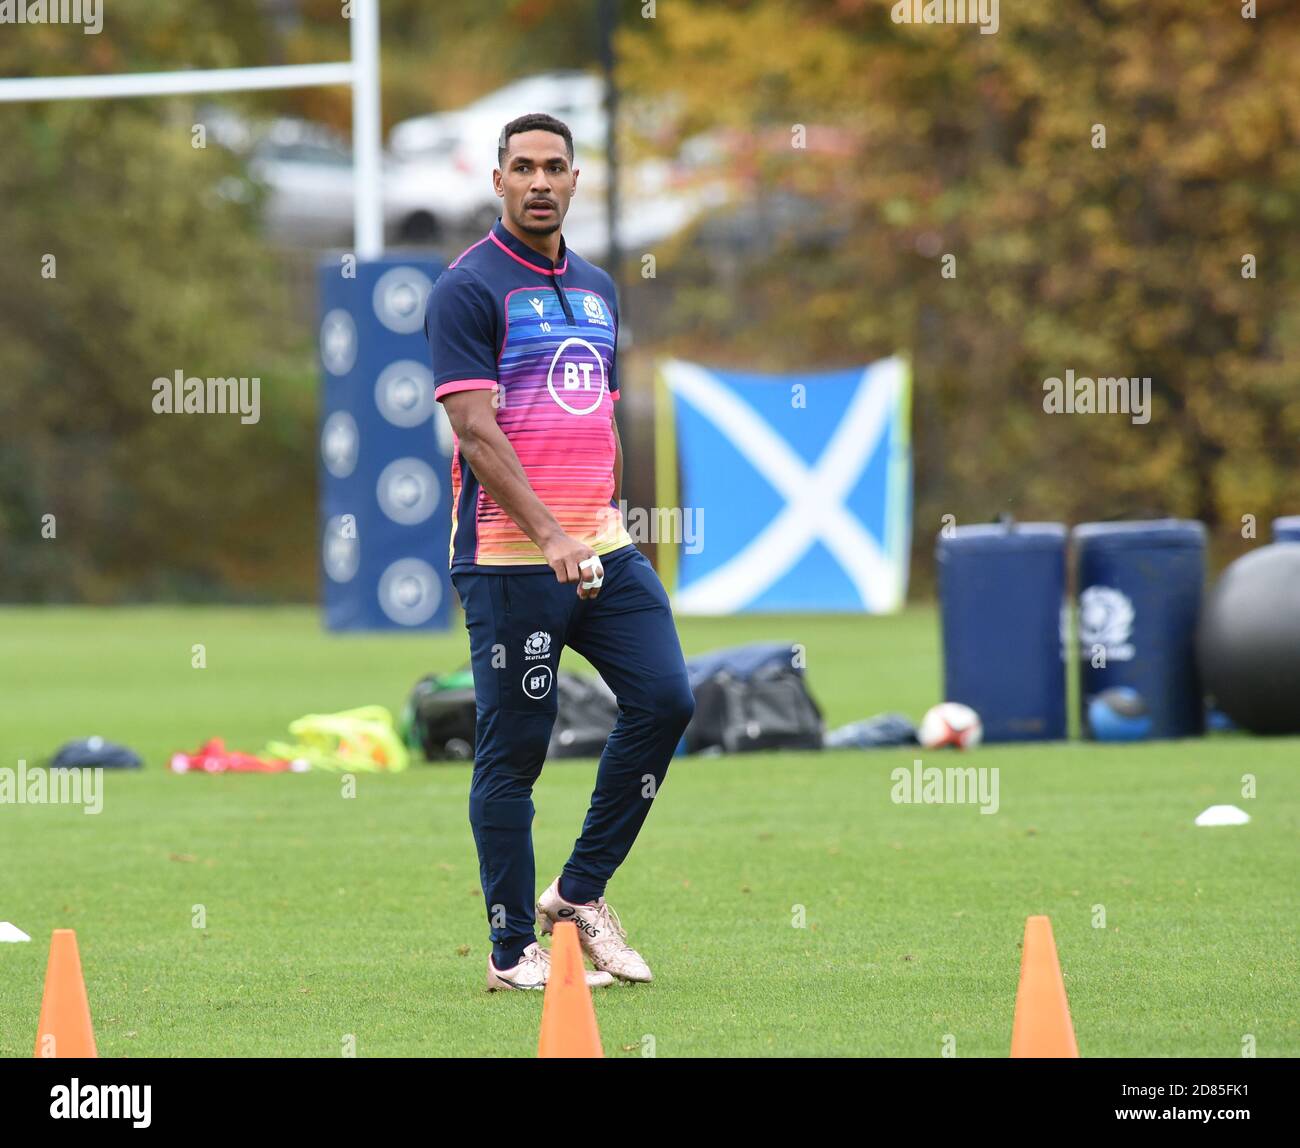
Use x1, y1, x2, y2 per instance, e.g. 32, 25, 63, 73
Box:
596, 901, 625, 940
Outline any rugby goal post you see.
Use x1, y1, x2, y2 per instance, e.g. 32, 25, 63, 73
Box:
0, 0, 385, 258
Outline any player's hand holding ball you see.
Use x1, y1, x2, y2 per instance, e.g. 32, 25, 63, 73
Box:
542, 532, 604, 599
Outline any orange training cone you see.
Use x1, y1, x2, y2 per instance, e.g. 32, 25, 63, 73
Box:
538, 921, 603, 1058
1010, 915, 1078, 1058
34, 929, 97, 1058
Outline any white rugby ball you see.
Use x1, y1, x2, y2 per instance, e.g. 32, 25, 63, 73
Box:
919, 703, 983, 750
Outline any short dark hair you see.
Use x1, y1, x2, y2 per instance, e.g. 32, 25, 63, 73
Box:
497, 113, 574, 170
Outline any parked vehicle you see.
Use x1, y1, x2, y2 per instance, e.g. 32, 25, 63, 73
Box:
239, 118, 483, 245
389, 70, 606, 164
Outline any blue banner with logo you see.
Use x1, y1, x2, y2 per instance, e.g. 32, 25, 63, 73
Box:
657, 355, 911, 613
318, 256, 453, 631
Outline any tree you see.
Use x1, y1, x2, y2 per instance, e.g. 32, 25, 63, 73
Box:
619, 0, 1300, 580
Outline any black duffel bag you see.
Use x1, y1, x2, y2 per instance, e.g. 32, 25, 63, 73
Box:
400, 670, 477, 761
684, 643, 824, 754
548, 670, 619, 759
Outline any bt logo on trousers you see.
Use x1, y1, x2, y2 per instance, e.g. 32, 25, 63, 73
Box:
547, 338, 607, 416
522, 665, 554, 700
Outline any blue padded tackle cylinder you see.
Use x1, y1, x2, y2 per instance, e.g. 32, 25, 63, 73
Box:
937, 523, 1067, 742
1073, 519, 1206, 740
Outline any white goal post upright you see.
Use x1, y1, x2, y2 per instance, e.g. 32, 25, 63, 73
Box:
0, 0, 385, 258
348, 0, 382, 259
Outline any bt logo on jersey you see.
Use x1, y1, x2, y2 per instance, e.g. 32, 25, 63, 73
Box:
546, 337, 607, 415
562, 361, 597, 390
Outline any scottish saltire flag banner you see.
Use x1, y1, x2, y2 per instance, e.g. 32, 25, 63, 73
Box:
656, 356, 911, 614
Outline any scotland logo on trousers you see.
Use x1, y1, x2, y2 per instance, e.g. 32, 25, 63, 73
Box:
659, 356, 912, 614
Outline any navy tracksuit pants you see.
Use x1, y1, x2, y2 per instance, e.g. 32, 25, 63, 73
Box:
450, 544, 695, 959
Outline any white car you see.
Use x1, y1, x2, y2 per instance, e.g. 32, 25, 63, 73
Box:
244, 118, 473, 246
389, 70, 606, 166
388, 74, 717, 256
239, 82, 718, 253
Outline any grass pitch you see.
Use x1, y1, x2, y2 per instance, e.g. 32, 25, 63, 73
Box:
1, 605, 1296, 1057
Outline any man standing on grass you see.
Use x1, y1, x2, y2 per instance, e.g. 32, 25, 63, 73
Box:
425, 113, 695, 992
